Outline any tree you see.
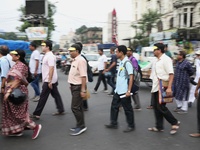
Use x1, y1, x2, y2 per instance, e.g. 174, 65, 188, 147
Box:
17, 1, 56, 40
0, 32, 27, 41
75, 25, 87, 35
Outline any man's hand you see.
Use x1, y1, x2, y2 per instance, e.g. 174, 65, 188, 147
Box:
34, 72, 38, 77
80, 91, 86, 98
103, 69, 109, 74
166, 88, 172, 96
48, 82, 53, 89
125, 91, 131, 97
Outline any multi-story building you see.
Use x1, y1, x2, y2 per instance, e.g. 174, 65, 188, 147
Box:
132, 0, 200, 51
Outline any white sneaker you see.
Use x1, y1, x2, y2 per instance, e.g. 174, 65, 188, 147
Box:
92, 90, 97, 94
32, 96, 40, 102
103, 90, 109, 93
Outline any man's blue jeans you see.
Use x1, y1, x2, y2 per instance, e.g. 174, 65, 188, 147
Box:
106, 72, 115, 94
30, 74, 41, 96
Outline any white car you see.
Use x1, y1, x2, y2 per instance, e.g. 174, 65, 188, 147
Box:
84, 54, 100, 74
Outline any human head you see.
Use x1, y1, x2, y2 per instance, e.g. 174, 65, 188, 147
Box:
0, 45, 9, 56
10, 49, 26, 64
75, 42, 83, 50
29, 41, 37, 51
153, 43, 165, 57
98, 48, 103, 55
177, 50, 186, 61
110, 46, 116, 54
68, 44, 81, 58
41, 40, 52, 53
115, 45, 127, 60
126, 47, 133, 57
195, 50, 200, 59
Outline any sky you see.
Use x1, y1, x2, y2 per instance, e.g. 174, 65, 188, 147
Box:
0, 0, 132, 43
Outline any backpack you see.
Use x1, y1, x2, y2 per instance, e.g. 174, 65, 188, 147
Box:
81, 54, 93, 82
130, 57, 142, 79
123, 60, 140, 94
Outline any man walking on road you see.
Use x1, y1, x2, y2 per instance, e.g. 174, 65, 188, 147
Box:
148, 43, 180, 135
29, 41, 41, 102
105, 45, 135, 132
103, 46, 117, 96
31, 40, 65, 120
126, 47, 141, 110
68, 44, 87, 136
92, 48, 108, 93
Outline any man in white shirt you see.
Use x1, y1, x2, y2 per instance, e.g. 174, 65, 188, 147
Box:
148, 43, 180, 135
92, 48, 108, 93
29, 42, 41, 102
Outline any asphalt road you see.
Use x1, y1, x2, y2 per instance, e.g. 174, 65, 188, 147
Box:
1, 70, 200, 150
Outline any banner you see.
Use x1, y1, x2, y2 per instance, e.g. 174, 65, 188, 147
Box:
25, 27, 48, 40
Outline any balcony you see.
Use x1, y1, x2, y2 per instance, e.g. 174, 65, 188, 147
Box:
173, 0, 199, 8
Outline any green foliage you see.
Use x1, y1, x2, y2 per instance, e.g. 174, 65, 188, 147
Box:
75, 25, 88, 35
0, 32, 27, 41
17, 1, 56, 40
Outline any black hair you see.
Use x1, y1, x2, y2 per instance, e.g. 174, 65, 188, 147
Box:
70, 44, 81, 53
98, 48, 103, 52
0, 45, 9, 56
110, 46, 116, 51
179, 50, 186, 59
43, 40, 52, 50
75, 42, 83, 50
117, 45, 127, 55
154, 43, 165, 53
30, 41, 37, 48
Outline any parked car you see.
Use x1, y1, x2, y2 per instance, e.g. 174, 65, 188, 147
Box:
84, 54, 100, 74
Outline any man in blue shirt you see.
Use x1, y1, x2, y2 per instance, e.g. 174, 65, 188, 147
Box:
105, 45, 135, 132
0, 45, 10, 129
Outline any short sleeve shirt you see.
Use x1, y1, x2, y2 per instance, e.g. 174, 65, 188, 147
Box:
110, 54, 117, 73
98, 54, 107, 71
115, 57, 133, 95
0, 56, 10, 85
29, 50, 41, 74
68, 55, 88, 85
151, 54, 174, 93
42, 51, 57, 83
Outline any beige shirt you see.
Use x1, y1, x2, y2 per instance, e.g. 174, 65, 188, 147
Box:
42, 51, 58, 83
151, 54, 174, 93
68, 55, 88, 85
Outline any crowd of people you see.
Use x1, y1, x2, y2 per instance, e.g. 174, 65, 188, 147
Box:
0, 41, 200, 140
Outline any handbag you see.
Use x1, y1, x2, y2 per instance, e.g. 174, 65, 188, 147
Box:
8, 88, 27, 105
158, 80, 173, 104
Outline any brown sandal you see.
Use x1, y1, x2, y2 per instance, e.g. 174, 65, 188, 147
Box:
189, 133, 200, 138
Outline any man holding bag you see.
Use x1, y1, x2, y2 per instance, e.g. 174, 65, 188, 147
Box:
148, 43, 180, 135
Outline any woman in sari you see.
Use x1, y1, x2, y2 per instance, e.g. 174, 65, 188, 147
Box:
1, 49, 42, 139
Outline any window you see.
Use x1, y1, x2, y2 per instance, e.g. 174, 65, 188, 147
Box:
169, 17, 173, 29
190, 8, 194, 27
183, 8, 187, 27
157, 20, 163, 32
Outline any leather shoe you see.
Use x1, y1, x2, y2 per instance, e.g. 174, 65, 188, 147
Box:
123, 127, 135, 132
105, 124, 118, 129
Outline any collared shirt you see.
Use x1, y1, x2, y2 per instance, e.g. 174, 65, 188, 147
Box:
42, 51, 58, 83
0, 56, 10, 85
68, 55, 88, 85
29, 49, 41, 74
115, 56, 133, 95
151, 54, 174, 93
98, 54, 107, 71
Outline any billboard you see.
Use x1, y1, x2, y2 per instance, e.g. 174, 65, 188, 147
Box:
25, 27, 48, 40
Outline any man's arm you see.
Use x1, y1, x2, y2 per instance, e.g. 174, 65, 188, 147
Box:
80, 76, 87, 97
105, 61, 116, 72
166, 73, 174, 96
48, 66, 54, 89
195, 78, 200, 98
34, 59, 39, 76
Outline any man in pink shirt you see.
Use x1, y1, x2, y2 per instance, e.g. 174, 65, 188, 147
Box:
68, 44, 87, 136
31, 40, 65, 120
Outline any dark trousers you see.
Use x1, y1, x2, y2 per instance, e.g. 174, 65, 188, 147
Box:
197, 91, 200, 133
70, 84, 85, 128
106, 72, 115, 94
33, 82, 64, 116
110, 93, 135, 128
94, 70, 107, 91
152, 92, 178, 130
